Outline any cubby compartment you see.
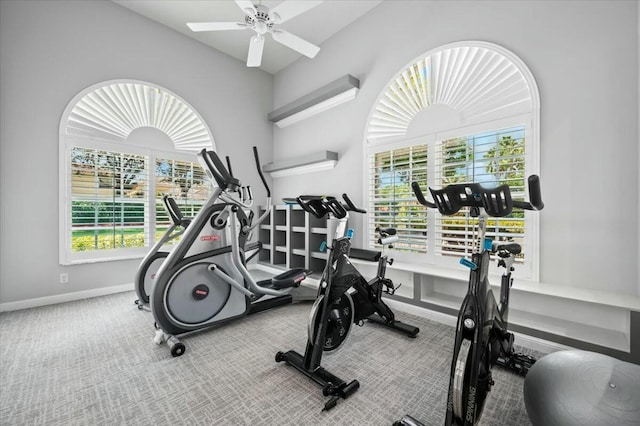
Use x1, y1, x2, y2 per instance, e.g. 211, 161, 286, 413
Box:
291, 231, 305, 254
272, 250, 286, 266
273, 230, 287, 249
257, 207, 271, 263
309, 257, 326, 274
420, 275, 465, 310
258, 227, 270, 247
258, 249, 270, 263
273, 207, 287, 227
290, 207, 306, 228
309, 232, 326, 256
290, 253, 306, 269
308, 213, 326, 235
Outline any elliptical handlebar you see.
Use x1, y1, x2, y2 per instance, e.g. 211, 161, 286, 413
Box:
411, 175, 544, 217
253, 146, 271, 198
163, 195, 184, 226
197, 146, 270, 201
197, 148, 240, 191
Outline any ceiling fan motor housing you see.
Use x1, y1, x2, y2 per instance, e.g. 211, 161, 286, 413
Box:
245, 5, 275, 34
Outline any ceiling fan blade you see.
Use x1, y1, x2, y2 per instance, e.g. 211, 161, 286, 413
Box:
270, 0, 322, 23
187, 22, 248, 32
234, 0, 257, 16
271, 29, 320, 58
247, 35, 265, 67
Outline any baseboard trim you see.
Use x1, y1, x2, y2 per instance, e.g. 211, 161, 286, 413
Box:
385, 298, 570, 355
385, 297, 458, 327
0, 284, 133, 312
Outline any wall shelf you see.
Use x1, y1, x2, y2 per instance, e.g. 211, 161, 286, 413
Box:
267, 74, 360, 128
263, 151, 338, 178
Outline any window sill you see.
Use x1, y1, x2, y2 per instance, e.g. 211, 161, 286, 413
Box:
61, 251, 146, 266
349, 258, 640, 312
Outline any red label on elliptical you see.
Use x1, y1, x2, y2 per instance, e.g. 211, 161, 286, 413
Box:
200, 235, 221, 242
192, 284, 209, 300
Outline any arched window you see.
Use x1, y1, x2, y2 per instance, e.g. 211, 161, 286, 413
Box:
365, 41, 540, 279
59, 80, 215, 264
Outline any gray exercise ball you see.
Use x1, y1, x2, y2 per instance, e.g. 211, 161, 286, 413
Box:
524, 350, 640, 425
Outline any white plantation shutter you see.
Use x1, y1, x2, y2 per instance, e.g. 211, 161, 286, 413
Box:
434, 126, 527, 262
60, 80, 215, 264
154, 158, 211, 242
369, 144, 428, 253
367, 44, 533, 142
364, 42, 540, 277
70, 147, 148, 251
66, 82, 212, 151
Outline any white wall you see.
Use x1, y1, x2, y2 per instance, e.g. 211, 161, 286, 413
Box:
0, 1, 273, 304
272, 1, 639, 295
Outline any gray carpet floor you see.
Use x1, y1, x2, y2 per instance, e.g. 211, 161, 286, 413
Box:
0, 291, 534, 425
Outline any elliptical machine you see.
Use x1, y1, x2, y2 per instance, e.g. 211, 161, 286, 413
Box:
151, 146, 312, 357
134, 190, 261, 310
395, 175, 544, 426
276, 193, 420, 411
134, 195, 191, 310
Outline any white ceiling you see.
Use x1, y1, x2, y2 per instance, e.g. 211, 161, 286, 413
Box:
113, 0, 383, 74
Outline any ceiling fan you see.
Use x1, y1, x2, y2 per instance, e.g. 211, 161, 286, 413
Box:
187, 0, 322, 67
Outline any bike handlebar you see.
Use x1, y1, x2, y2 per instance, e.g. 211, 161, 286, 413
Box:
342, 193, 366, 214
411, 182, 436, 209
412, 175, 544, 217
296, 195, 337, 218
295, 193, 366, 219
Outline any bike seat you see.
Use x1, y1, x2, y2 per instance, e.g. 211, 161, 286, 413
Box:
376, 227, 397, 236
349, 248, 381, 262
494, 242, 521, 255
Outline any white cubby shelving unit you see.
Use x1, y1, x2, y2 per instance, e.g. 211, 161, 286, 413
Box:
258, 204, 330, 274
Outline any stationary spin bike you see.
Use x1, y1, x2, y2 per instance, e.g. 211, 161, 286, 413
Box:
395, 175, 544, 426
151, 147, 312, 357
276, 194, 420, 411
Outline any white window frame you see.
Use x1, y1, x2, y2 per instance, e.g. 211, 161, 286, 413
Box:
59, 80, 214, 265
364, 41, 540, 281
60, 137, 203, 265
367, 114, 538, 279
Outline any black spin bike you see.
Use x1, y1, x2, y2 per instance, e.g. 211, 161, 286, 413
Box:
395, 175, 544, 426
276, 193, 420, 412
